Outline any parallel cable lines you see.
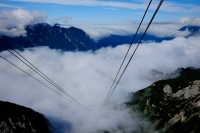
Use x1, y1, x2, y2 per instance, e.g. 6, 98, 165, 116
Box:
0, 55, 76, 104
101, 0, 164, 110
0, 39, 89, 110
100, 0, 153, 110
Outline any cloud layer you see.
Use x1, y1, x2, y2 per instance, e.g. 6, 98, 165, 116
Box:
67, 18, 200, 41
177, 17, 200, 26
0, 9, 47, 37
0, 33, 200, 132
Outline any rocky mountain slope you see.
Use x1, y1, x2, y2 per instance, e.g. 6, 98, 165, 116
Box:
0, 100, 52, 133
0, 23, 95, 51
127, 67, 200, 133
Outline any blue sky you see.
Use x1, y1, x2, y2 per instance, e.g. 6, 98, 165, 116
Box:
0, 0, 200, 23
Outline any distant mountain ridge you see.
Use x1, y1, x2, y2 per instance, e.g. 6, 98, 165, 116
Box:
1, 23, 198, 52
179, 25, 200, 33
1, 23, 95, 51
178, 25, 200, 37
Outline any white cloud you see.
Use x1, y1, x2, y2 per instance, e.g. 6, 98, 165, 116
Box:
0, 34, 200, 133
0, 9, 47, 37
177, 17, 200, 26
63, 17, 200, 41
9, 0, 200, 13
68, 21, 137, 41
9, 0, 150, 10
147, 23, 191, 38
0, 3, 21, 8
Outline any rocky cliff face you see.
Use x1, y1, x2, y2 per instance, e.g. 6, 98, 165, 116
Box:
0, 101, 52, 133
127, 67, 200, 133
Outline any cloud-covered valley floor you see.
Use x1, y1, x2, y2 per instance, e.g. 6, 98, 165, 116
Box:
0, 35, 200, 133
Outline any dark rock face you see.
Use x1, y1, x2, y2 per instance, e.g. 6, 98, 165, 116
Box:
127, 67, 200, 133
0, 23, 95, 52
0, 101, 52, 133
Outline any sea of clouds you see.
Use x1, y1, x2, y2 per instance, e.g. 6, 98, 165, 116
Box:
0, 35, 200, 133
0, 8, 200, 133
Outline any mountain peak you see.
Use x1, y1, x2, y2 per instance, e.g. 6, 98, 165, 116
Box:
1, 23, 95, 52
